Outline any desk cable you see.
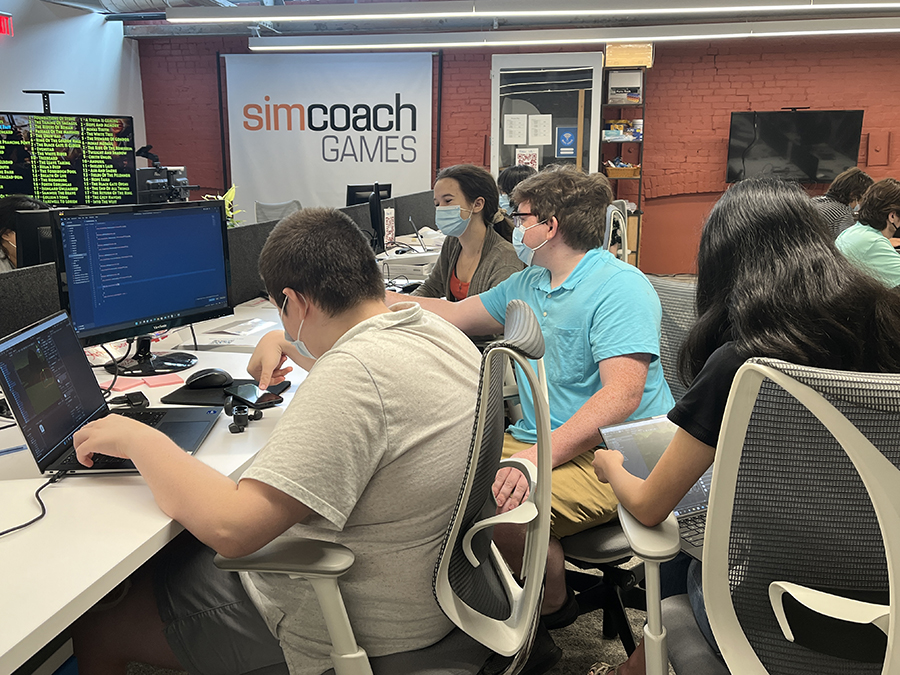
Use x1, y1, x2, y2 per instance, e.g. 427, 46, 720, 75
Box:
0, 470, 68, 538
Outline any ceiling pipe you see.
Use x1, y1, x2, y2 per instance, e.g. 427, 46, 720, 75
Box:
40, 0, 234, 13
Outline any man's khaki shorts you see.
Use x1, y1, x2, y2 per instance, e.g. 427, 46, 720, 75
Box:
502, 433, 618, 539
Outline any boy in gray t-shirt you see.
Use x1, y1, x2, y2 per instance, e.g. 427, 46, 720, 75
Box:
72, 208, 482, 675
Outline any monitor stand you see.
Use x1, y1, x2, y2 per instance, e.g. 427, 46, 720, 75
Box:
103, 336, 198, 377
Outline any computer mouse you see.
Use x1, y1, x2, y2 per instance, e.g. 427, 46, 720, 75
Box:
185, 368, 234, 389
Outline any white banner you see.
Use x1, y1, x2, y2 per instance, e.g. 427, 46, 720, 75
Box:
225, 53, 432, 219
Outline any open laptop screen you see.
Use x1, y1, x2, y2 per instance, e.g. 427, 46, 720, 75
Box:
0, 312, 107, 471
599, 415, 713, 517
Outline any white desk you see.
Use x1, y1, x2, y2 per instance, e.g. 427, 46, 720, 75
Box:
157, 298, 282, 353
0, 349, 305, 674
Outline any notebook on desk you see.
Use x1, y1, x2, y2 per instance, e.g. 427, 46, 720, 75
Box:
599, 415, 713, 560
0, 312, 221, 476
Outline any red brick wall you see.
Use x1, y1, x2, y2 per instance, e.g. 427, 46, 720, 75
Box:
638, 35, 900, 272
139, 36, 249, 196
137, 34, 900, 271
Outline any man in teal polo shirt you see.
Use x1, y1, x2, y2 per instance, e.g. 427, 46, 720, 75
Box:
388, 165, 673, 627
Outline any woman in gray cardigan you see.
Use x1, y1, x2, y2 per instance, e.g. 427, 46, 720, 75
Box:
413, 164, 524, 302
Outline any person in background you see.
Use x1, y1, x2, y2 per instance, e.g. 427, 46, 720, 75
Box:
812, 167, 873, 238
388, 165, 674, 664
497, 164, 538, 214
412, 164, 524, 302
588, 177, 900, 675
0, 194, 49, 272
835, 177, 900, 289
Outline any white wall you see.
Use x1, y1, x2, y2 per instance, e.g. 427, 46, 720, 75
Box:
0, 0, 145, 147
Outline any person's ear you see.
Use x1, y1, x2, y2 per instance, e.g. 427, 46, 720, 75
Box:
472, 195, 485, 214
281, 288, 308, 320
545, 215, 560, 240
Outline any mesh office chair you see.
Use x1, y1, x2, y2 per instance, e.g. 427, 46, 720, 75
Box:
214, 299, 553, 675
558, 275, 697, 653
627, 358, 900, 675
255, 200, 302, 223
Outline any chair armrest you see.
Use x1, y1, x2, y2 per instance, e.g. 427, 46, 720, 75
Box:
617, 505, 681, 563
460, 458, 539, 566
769, 581, 890, 640
214, 538, 355, 579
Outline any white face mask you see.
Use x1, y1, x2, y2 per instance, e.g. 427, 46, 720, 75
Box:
280, 294, 316, 361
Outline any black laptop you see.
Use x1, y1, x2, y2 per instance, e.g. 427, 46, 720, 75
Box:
0, 312, 221, 475
599, 415, 713, 560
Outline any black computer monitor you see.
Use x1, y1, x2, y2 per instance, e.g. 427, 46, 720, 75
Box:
346, 183, 391, 207
51, 201, 233, 376
368, 183, 386, 255
14, 209, 57, 268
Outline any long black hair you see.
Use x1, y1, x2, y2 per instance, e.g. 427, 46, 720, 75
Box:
678, 177, 900, 385
435, 164, 514, 241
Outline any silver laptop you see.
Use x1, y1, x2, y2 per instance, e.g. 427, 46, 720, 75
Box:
0, 312, 221, 475
599, 415, 713, 560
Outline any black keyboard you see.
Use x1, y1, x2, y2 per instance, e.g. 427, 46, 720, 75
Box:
679, 512, 707, 545
114, 408, 166, 427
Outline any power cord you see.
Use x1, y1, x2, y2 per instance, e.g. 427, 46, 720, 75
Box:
0, 470, 68, 537
99, 343, 120, 399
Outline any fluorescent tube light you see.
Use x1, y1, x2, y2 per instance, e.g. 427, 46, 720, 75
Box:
248, 17, 900, 51
169, 1, 900, 25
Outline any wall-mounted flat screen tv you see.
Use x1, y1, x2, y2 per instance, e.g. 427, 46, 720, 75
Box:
0, 112, 137, 206
726, 110, 864, 183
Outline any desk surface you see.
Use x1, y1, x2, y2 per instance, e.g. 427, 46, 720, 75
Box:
0, 347, 304, 673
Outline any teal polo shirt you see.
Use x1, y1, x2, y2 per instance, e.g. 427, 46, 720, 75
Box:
836, 222, 900, 289
479, 247, 675, 444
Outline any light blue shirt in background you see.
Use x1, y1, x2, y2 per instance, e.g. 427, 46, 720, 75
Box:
835, 222, 900, 289
479, 247, 675, 444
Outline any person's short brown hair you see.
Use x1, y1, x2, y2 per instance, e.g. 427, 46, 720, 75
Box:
857, 178, 900, 231
825, 167, 874, 205
258, 207, 384, 315
511, 165, 613, 252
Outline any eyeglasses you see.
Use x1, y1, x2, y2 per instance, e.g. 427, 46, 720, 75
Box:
510, 211, 537, 228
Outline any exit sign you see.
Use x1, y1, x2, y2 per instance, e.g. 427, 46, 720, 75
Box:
0, 14, 12, 37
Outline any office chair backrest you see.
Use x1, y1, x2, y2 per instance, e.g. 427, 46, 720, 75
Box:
646, 275, 697, 403
0, 262, 60, 339
433, 299, 551, 659
705, 358, 900, 675
603, 200, 628, 258
254, 199, 302, 224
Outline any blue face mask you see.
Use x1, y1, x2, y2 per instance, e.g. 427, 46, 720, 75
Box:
512, 221, 548, 266
280, 294, 316, 361
499, 194, 511, 212
435, 205, 472, 238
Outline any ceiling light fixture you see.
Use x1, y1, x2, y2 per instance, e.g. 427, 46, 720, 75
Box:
169, 1, 900, 24
247, 17, 900, 51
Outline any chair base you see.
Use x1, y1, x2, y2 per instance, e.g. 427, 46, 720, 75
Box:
564, 566, 646, 656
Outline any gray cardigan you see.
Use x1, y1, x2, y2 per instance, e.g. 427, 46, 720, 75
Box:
412, 225, 524, 301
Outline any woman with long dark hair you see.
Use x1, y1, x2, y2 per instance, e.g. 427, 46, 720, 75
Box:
588, 177, 900, 675
412, 164, 523, 302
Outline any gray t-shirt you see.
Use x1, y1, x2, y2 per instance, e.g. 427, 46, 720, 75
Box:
240, 303, 482, 675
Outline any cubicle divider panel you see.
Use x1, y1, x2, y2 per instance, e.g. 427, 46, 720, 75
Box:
338, 203, 374, 242
227, 220, 279, 306
392, 190, 435, 236
0, 263, 61, 340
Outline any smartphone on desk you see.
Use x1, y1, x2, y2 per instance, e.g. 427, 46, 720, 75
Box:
224, 383, 283, 409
